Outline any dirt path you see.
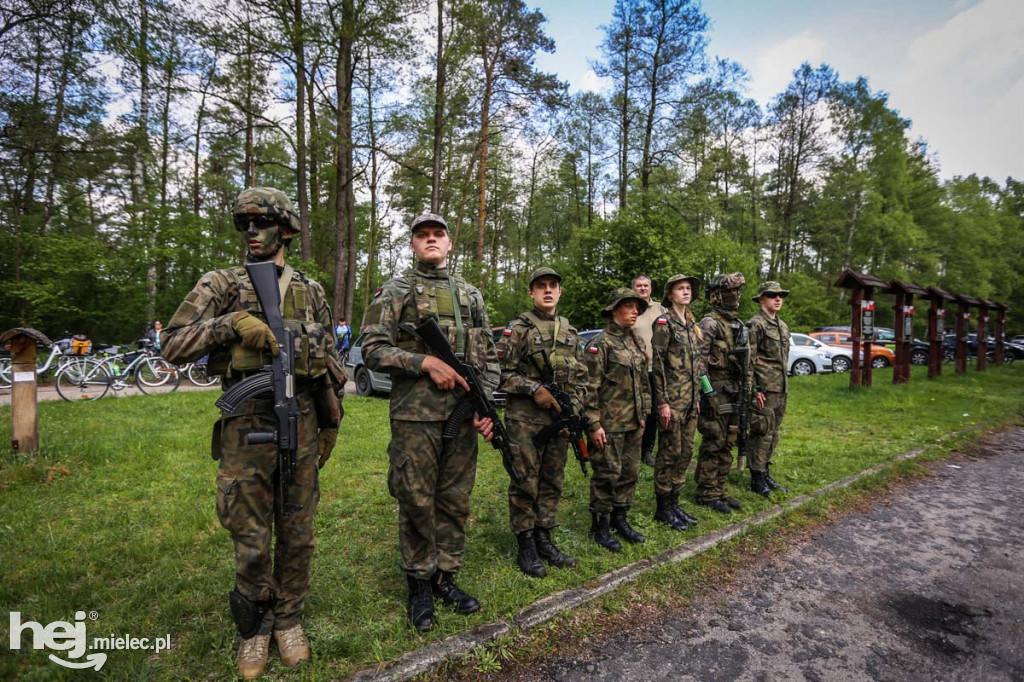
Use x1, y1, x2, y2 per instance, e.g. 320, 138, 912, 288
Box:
511, 427, 1024, 682
0, 380, 358, 406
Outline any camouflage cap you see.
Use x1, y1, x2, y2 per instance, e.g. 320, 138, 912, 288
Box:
602, 287, 649, 317
411, 213, 449, 233
233, 187, 301, 234
752, 281, 790, 301
662, 274, 702, 306
528, 267, 562, 288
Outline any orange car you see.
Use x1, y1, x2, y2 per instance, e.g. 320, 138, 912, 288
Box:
809, 331, 895, 369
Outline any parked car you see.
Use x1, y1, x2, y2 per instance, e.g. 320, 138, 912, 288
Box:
346, 333, 392, 396
813, 325, 931, 364
1011, 335, 1024, 345
787, 336, 834, 376
809, 331, 895, 369
791, 332, 851, 373
943, 334, 1023, 363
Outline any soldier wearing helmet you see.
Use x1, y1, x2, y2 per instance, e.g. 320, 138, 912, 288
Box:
163, 187, 346, 678
693, 273, 754, 513
583, 288, 652, 552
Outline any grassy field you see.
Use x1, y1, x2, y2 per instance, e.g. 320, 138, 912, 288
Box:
1, 365, 1023, 680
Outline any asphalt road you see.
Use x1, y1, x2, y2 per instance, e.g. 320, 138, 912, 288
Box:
510, 427, 1024, 682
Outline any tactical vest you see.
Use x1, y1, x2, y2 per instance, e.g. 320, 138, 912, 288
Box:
514, 311, 582, 390
395, 268, 485, 366
208, 266, 329, 378
705, 311, 746, 386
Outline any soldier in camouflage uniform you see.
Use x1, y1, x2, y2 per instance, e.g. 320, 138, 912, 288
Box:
584, 288, 651, 552
694, 273, 755, 514
360, 213, 498, 633
650, 274, 703, 531
746, 282, 791, 496
496, 267, 588, 577
163, 188, 345, 680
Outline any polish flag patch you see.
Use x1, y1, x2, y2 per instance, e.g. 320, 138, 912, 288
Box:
503, 328, 513, 336
657, 317, 668, 325
587, 346, 599, 354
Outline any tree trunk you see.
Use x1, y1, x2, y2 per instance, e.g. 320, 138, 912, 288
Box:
333, 0, 357, 323
363, 45, 380, 313
476, 61, 494, 263
307, 53, 320, 213
294, 0, 311, 260
430, 0, 445, 213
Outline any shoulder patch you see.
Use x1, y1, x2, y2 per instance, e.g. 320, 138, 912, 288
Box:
373, 288, 383, 298
503, 328, 513, 336
587, 346, 599, 354
657, 316, 668, 325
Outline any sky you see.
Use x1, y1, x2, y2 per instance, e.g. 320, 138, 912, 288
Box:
534, 0, 1024, 182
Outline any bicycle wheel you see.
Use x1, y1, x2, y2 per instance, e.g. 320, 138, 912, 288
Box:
137, 357, 180, 394
0, 358, 11, 389
56, 358, 111, 401
187, 362, 219, 387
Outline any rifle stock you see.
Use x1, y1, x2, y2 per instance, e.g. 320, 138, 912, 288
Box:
415, 317, 523, 484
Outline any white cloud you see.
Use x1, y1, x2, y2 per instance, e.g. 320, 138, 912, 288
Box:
578, 68, 611, 94
893, 0, 1024, 179
748, 32, 827, 105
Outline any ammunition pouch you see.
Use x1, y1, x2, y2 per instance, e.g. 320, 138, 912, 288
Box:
229, 589, 275, 639
229, 320, 329, 378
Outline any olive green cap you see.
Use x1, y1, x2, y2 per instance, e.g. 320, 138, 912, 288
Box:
528, 267, 562, 288
752, 281, 790, 301
602, 287, 649, 317
410, 212, 449, 232
662, 274, 702, 306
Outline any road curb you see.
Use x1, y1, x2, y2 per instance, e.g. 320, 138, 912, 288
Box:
349, 423, 987, 682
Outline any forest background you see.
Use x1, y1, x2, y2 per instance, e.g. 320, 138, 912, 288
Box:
2, 0, 1022, 342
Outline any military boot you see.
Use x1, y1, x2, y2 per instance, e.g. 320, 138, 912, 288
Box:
406, 575, 434, 633
589, 512, 622, 552
671, 490, 699, 526
610, 507, 646, 543
697, 498, 732, 514
236, 633, 271, 680
642, 448, 656, 467
765, 466, 788, 492
654, 494, 688, 531
274, 624, 310, 667
724, 496, 743, 510
432, 571, 480, 615
534, 526, 577, 568
516, 530, 547, 578
749, 470, 772, 497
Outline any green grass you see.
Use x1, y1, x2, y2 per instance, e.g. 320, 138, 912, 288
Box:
1, 365, 1023, 679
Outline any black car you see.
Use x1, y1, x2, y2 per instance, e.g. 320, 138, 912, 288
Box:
943, 334, 1023, 362
814, 325, 931, 365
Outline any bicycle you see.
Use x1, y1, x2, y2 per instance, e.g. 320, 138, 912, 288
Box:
56, 346, 180, 401
181, 357, 220, 387
0, 337, 83, 389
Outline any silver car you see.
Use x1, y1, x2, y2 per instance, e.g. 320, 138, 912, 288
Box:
346, 334, 392, 396
787, 333, 835, 376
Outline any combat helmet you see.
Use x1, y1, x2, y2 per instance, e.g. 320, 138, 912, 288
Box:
233, 187, 301, 235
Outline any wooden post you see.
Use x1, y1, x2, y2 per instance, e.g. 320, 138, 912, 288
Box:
993, 303, 1009, 365
977, 301, 989, 371
863, 287, 875, 388
892, 291, 906, 385
956, 301, 969, 374
1, 328, 52, 453
850, 286, 863, 389
925, 286, 951, 379
834, 269, 887, 390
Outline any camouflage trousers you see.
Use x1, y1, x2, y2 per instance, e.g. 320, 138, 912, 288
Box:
215, 392, 321, 634
387, 418, 478, 580
655, 408, 698, 496
589, 428, 643, 514
695, 401, 741, 502
747, 391, 787, 472
506, 418, 568, 533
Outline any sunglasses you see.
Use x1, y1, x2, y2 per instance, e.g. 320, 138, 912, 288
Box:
234, 215, 280, 231
762, 293, 784, 299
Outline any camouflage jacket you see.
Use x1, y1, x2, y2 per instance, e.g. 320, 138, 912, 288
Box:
163, 263, 346, 398
748, 310, 790, 393
697, 309, 752, 396
583, 322, 650, 433
360, 261, 498, 422
651, 308, 704, 416
496, 308, 588, 425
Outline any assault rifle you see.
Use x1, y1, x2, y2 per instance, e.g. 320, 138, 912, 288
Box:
415, 317, 524, 483
527, 350, 591, 477
729, 320, 751, 470
216, 261, 302, 516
